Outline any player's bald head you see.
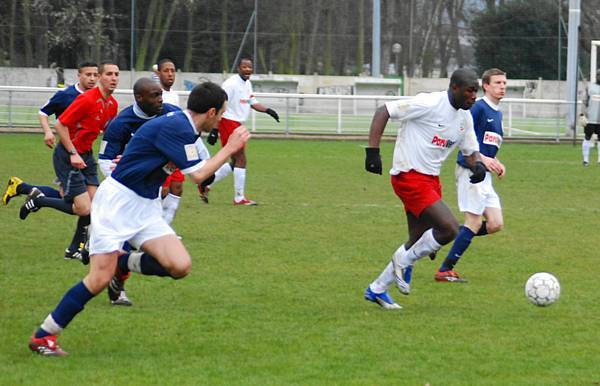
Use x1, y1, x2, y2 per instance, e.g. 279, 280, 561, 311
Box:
133, 77, 160, 96
450, 68, 479, 89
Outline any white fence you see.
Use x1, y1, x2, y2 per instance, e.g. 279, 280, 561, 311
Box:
0, 86, 584, 141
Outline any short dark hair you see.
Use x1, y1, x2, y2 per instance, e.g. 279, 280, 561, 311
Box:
450, 68, 478, 88
77, 61, 98, 72
238, 57, 253, 66
482, 68, 506, 85
133, 77, 156, 97
98, 61, 118, 74
187, 82, 228, 114
157, 58, 175, 70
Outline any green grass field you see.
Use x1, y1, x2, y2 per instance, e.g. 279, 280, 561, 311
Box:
0, 134, 598, 385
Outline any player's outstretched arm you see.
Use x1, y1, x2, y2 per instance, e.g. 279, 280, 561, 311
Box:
251, 103, 279, 122
189, 126, 251, 185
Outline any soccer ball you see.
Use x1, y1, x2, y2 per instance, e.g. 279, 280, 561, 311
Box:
524, 272, 560, 307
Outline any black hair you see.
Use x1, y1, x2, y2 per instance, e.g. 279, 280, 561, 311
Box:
450, 68, 478, 88
238, 57, 253, 66
77, 61, 98, 71
187, 82, 228, 114
133, 77, 157, 97
157, 58, 175, 70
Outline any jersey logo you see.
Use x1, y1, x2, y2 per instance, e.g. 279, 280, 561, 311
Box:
487, 118, 494, 122
483, 131, 502, 148
184, 144, 199, 161
431, 135, 456, 148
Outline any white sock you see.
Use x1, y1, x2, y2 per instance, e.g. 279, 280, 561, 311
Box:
162, 193, 180, 225
401, 229, 441, 266
127, 251, 143, 273
210, 163, 233, 187
582, 140, 592, 163
233, 167, 247, 202
370, 261, 396, 293
41, 314, 64, 335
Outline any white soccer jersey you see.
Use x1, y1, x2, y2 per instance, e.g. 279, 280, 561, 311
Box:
161, 88, 180, 107
221, 74, 258, 123
385, 91, 478, 176
587, 83, 600, 124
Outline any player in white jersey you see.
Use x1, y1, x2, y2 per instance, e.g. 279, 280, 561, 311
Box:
363, 69, 489, 310
582, 69, 600, 166
201, 57, 280, 205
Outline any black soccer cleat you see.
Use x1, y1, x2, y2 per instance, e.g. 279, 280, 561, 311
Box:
19, 188, 44, 220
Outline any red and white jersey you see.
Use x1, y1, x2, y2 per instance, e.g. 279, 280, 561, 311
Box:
161, 88, 180, 107
385, 91, 478, 176
221, 74, 258, 123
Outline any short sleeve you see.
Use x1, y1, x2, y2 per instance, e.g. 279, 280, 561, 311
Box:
99, 119, 129, 159
155, 120, 203, 174
460, 113, 479, 156
385, 94, 430, 122
39, 92, 66, 117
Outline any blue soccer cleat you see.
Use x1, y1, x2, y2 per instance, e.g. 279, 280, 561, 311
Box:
364, 286, 402, 310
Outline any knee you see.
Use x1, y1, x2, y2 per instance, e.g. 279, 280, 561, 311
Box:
84, 271, 113, 294
437, 220, 459, 244
487, 220, 504, 234
73, 203, 91, 216
169, 258, 192, 279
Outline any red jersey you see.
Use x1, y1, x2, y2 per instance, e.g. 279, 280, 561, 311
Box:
58, 87, 118, 153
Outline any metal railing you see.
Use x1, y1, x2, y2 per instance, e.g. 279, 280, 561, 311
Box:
0, 85, 584, 141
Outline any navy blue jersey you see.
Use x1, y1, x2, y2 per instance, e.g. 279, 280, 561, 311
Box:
458, 97, 503, 168
39, 84, 83, 118
99, 103, 180, 161
111, 110, 205, 199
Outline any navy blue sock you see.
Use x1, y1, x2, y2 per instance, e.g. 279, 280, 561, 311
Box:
68, 215, 90, 250
35, 281, 94, 338
17, 183, 61, 198
35, 196, 74, 215
117, 251, 131, 274
141, 253, 171, 277
440, 226, 475, 272
36, 185, 62, 198
476, 221, 488, 236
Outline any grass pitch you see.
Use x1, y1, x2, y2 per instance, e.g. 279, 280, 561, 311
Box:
0, 134, 598, 385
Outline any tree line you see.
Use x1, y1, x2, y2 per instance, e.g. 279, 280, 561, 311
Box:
1, 0, 599, 79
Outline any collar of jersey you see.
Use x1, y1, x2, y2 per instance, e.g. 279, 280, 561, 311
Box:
75, 83, 84, 94
183, 110, 199, 135
482, 96, 500, 111
133, 103, 156, 120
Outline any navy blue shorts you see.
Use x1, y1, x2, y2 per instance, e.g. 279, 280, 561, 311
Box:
52, 143, 99, 202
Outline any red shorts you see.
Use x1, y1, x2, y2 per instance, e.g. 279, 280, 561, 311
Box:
162, 168, 185, 188
218, 117, 243, 147
391, 170, 442, 217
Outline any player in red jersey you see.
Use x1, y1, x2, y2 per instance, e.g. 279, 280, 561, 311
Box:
19, 62, 120, 263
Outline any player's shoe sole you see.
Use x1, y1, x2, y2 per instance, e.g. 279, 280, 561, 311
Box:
3, 176, 23, 205
111, 290, 133, 306
29, 334, 68, 357
233, 198, 257, 206
364, 287, 402, 310
434, 270, 468, 283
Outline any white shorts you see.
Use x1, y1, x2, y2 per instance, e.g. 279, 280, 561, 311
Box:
89, 177, 175, 254
455, 165, 501, 215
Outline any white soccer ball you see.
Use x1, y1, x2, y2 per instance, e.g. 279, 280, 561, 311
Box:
525, 272, 560, 307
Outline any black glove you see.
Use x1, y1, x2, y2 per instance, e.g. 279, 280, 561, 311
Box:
266, 108, 280, 122
207, 128, 219, 145
469, 161, 487, 184
365, 147, 382, 175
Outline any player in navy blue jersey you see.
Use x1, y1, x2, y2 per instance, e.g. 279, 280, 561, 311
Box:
28, 82, 251, 356
434, 68, 507, 283
98, 77, 180, 306
2, 62, 99, 207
